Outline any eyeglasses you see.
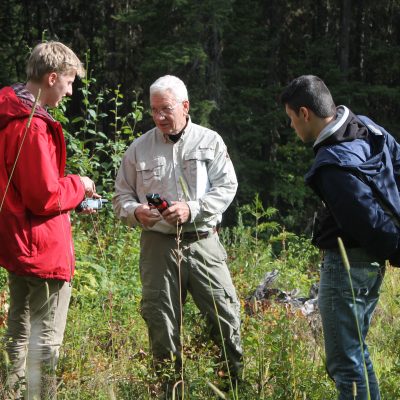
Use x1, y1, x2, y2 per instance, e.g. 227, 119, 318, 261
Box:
150, 103, 180, 117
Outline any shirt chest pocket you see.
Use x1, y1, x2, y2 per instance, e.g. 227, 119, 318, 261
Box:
183, 148, 214, 189
136, 157, 165, 185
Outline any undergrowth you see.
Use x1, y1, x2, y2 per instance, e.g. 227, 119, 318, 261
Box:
1, 204, 399, 399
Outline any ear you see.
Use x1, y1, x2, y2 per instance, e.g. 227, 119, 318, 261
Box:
299, 106, 311, 121
182, 100, 190, 115
46, 72, 58, 87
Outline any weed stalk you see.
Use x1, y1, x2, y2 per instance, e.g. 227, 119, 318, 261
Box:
337, 237, 371, 400
178, 177, 239, 399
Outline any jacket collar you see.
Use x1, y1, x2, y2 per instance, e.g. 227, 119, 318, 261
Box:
11, 83, 54, 121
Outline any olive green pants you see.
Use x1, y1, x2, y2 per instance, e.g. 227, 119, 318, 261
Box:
139, 230, 243, 377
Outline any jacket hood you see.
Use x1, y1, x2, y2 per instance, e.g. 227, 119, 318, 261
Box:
306, 111, 385, 184
313, 105, 369, 152
313, 106, 368, 153
0, 85, 52, 130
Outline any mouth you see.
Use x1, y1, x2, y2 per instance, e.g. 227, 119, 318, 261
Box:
158, 123, 171, 130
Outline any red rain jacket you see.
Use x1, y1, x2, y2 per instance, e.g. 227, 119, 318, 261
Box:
0, 86, 85, 281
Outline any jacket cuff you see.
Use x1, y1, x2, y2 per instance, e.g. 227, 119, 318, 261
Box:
69, 174, 86, 205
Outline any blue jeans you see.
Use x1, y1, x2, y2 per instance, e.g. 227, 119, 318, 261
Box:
318, 249, 385, 400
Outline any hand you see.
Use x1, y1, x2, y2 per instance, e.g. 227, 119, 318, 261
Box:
79, 207, 97, 215
76, 193, 103, 215
80, 176, 96, 197
162, 201, 190, 226
135, 204, 162, 228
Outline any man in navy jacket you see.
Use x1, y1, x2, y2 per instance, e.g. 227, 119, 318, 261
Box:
280, 75, 400, 400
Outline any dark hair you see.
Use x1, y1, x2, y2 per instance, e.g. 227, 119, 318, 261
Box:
280, 75, 336, 118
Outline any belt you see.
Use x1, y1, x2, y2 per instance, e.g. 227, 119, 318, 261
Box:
180, 226, 217, 241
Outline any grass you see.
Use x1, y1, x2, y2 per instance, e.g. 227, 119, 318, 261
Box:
0, 212, 399, 399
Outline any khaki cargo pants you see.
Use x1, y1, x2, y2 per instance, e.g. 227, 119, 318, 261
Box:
3, 273, 71, 400
139, 229, 243, 377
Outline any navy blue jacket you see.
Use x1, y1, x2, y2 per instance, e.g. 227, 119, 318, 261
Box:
305, 106, 400, 263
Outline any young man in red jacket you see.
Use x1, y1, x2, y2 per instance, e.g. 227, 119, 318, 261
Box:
0, 41, 97, 399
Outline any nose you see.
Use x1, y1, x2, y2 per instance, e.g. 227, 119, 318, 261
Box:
153, 112, 166, 120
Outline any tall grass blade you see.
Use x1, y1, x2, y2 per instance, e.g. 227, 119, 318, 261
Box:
207, 381, 227, 399
337, 237, 371, 400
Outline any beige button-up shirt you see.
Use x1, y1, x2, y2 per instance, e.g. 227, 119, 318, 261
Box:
113, 118, 238, 234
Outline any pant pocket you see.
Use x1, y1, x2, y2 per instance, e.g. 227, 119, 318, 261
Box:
140, 287, 161, 321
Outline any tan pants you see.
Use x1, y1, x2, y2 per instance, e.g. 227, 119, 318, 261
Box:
4, 273, 71, 400
139, 230, 243, 377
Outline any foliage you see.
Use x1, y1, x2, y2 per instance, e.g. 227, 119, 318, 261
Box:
2, 202, 399, 398
223, 194, 319, 294
3, 1, 400, 232
50, 61, 144, 195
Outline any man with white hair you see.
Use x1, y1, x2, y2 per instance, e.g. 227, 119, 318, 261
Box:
113, 75, 243, 394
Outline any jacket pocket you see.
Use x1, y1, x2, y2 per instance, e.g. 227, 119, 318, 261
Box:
11, 210, 33, 257
30, 214, 67, 258
30, 213, 51, 257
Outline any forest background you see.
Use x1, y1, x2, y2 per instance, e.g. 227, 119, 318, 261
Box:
1, 1, 400, 399
3, 0, 400, 231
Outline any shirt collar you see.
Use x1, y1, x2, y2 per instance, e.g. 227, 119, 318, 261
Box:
162, 116, 191, 143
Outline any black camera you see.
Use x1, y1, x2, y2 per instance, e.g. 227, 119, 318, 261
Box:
76, 198, 108, 212
146, 193, 171, 213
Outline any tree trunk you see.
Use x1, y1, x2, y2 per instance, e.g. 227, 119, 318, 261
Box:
340, 0, 352, 77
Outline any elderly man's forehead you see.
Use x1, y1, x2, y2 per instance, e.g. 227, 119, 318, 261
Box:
150, 90, 176, 103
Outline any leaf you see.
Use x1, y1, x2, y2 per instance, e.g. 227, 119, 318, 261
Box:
72, 116, 84, 123
88, 109, 97, 119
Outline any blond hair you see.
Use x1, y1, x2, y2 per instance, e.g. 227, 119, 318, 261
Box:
26, 41, 85, 82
